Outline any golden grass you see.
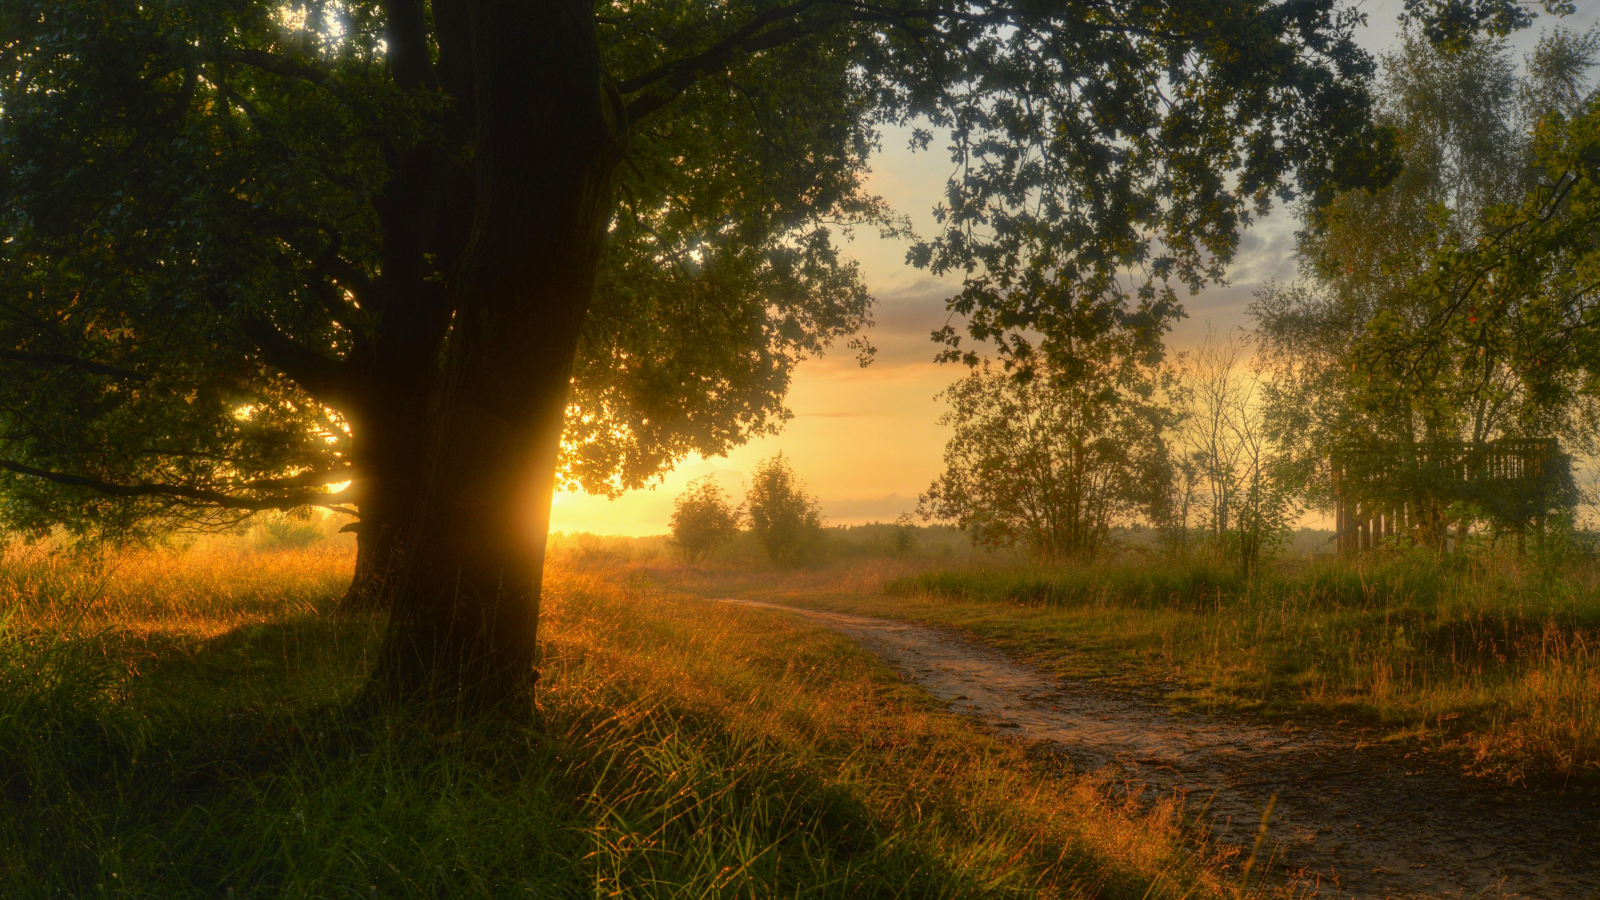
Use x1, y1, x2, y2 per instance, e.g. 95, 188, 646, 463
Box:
0, 545, 1264, 899
0, 543, 353, 636
663, 553, 1600, 784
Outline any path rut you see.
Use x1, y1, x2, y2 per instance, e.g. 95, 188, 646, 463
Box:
720, 599, 1600, 900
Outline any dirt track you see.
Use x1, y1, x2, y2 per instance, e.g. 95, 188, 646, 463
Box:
720, 599, 1600, 899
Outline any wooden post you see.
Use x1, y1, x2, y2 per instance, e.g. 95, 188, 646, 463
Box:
1336, 497, 1346, 557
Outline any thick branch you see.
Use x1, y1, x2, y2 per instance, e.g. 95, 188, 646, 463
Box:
0, 460, 331, 511
620, 0, 841, 122
217, 48, 333, 85
208, 284, 356, 406
215, 45, 380, 112
0, 349, 149, 382
314, 243, 376, 302
306, 236, 372, 334
618, 0, 830, 94
212, 47, 358, 109
240, 317, 356, 406
617, 1, 1012, 121
242, 466, 360, 490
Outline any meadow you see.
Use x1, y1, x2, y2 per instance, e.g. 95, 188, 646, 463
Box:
670, 548, 1600, 785
0, 543, 1252, 899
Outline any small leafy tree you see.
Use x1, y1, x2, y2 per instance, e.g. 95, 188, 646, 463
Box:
891, 512, 918, 557
920, 347, 1173, 562
746, 454, 823, 567
668, 477, 740, 564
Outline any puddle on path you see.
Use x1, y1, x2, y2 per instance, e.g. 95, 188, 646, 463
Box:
719, 599, 1600, 900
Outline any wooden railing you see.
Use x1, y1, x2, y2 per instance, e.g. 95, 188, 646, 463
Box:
1331, 438, 1562, 556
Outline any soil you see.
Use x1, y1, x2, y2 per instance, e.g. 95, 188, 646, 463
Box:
719, 599, 1600, 900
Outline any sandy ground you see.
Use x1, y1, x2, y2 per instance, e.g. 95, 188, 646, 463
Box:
719, 599, 1600, 900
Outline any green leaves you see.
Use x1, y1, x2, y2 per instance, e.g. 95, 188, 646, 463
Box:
0, 0, 1405, 541
1254, 27, 1599, 535
920, 345, 1173, 561
883, 0, 1396, 370
1403, 0, 1577, 53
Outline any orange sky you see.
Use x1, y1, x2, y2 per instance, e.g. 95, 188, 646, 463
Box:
550, 3, 1598, 537
551, 140, 1296, 536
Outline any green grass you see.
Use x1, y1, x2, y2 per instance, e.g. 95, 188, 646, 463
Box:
665, 551, 1600, 784
0, 548, 1246, 899
723, 552, 1600, 785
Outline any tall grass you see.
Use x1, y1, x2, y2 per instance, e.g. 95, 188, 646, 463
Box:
0, 547, 1248, 899
876, 552, 1600, 783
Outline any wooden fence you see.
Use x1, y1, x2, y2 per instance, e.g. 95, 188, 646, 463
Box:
1332, 439, 1562, 557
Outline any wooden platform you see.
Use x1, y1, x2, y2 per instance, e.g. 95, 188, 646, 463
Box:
1332, 439, 1562, 556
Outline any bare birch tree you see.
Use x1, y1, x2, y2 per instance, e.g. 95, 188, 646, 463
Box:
1175, 329, 1299, 571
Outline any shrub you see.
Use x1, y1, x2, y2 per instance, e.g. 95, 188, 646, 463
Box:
668, 477, 741, 563
746, 454, 823, 566
257, 517, 324, 551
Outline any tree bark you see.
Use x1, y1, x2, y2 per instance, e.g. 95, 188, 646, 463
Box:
365, 0, 624, 711
338, 475, 413, 614
337, 389, 435, 614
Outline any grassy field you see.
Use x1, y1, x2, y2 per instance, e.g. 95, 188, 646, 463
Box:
667, 551, 1600, 785
0, 545, 1257, 899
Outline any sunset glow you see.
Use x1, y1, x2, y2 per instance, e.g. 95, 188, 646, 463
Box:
549, 2, 1599, 538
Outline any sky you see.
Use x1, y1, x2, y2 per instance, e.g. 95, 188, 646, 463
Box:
550, 0, 1600, 537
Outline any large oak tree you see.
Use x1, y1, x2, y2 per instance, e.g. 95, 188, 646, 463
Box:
1, 0, 1405, 708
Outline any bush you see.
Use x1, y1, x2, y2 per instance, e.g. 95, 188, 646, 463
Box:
668, 477, 741, 563
746, 454, 823, 566
257, 517, 324, 551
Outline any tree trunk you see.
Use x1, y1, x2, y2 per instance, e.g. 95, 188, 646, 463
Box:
365, 1, 624, 712
338, 476, 414, 614
337, 394, 435, 615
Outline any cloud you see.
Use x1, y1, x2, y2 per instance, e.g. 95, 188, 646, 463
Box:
819, 493, 920, 524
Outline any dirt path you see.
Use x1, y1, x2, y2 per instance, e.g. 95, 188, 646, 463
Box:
720, 599, 1600, 900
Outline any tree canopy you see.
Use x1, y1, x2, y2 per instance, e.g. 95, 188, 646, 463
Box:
0, 0, 1443, 702
0, 0, 1396, 543
1253, 25, 1599, 530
